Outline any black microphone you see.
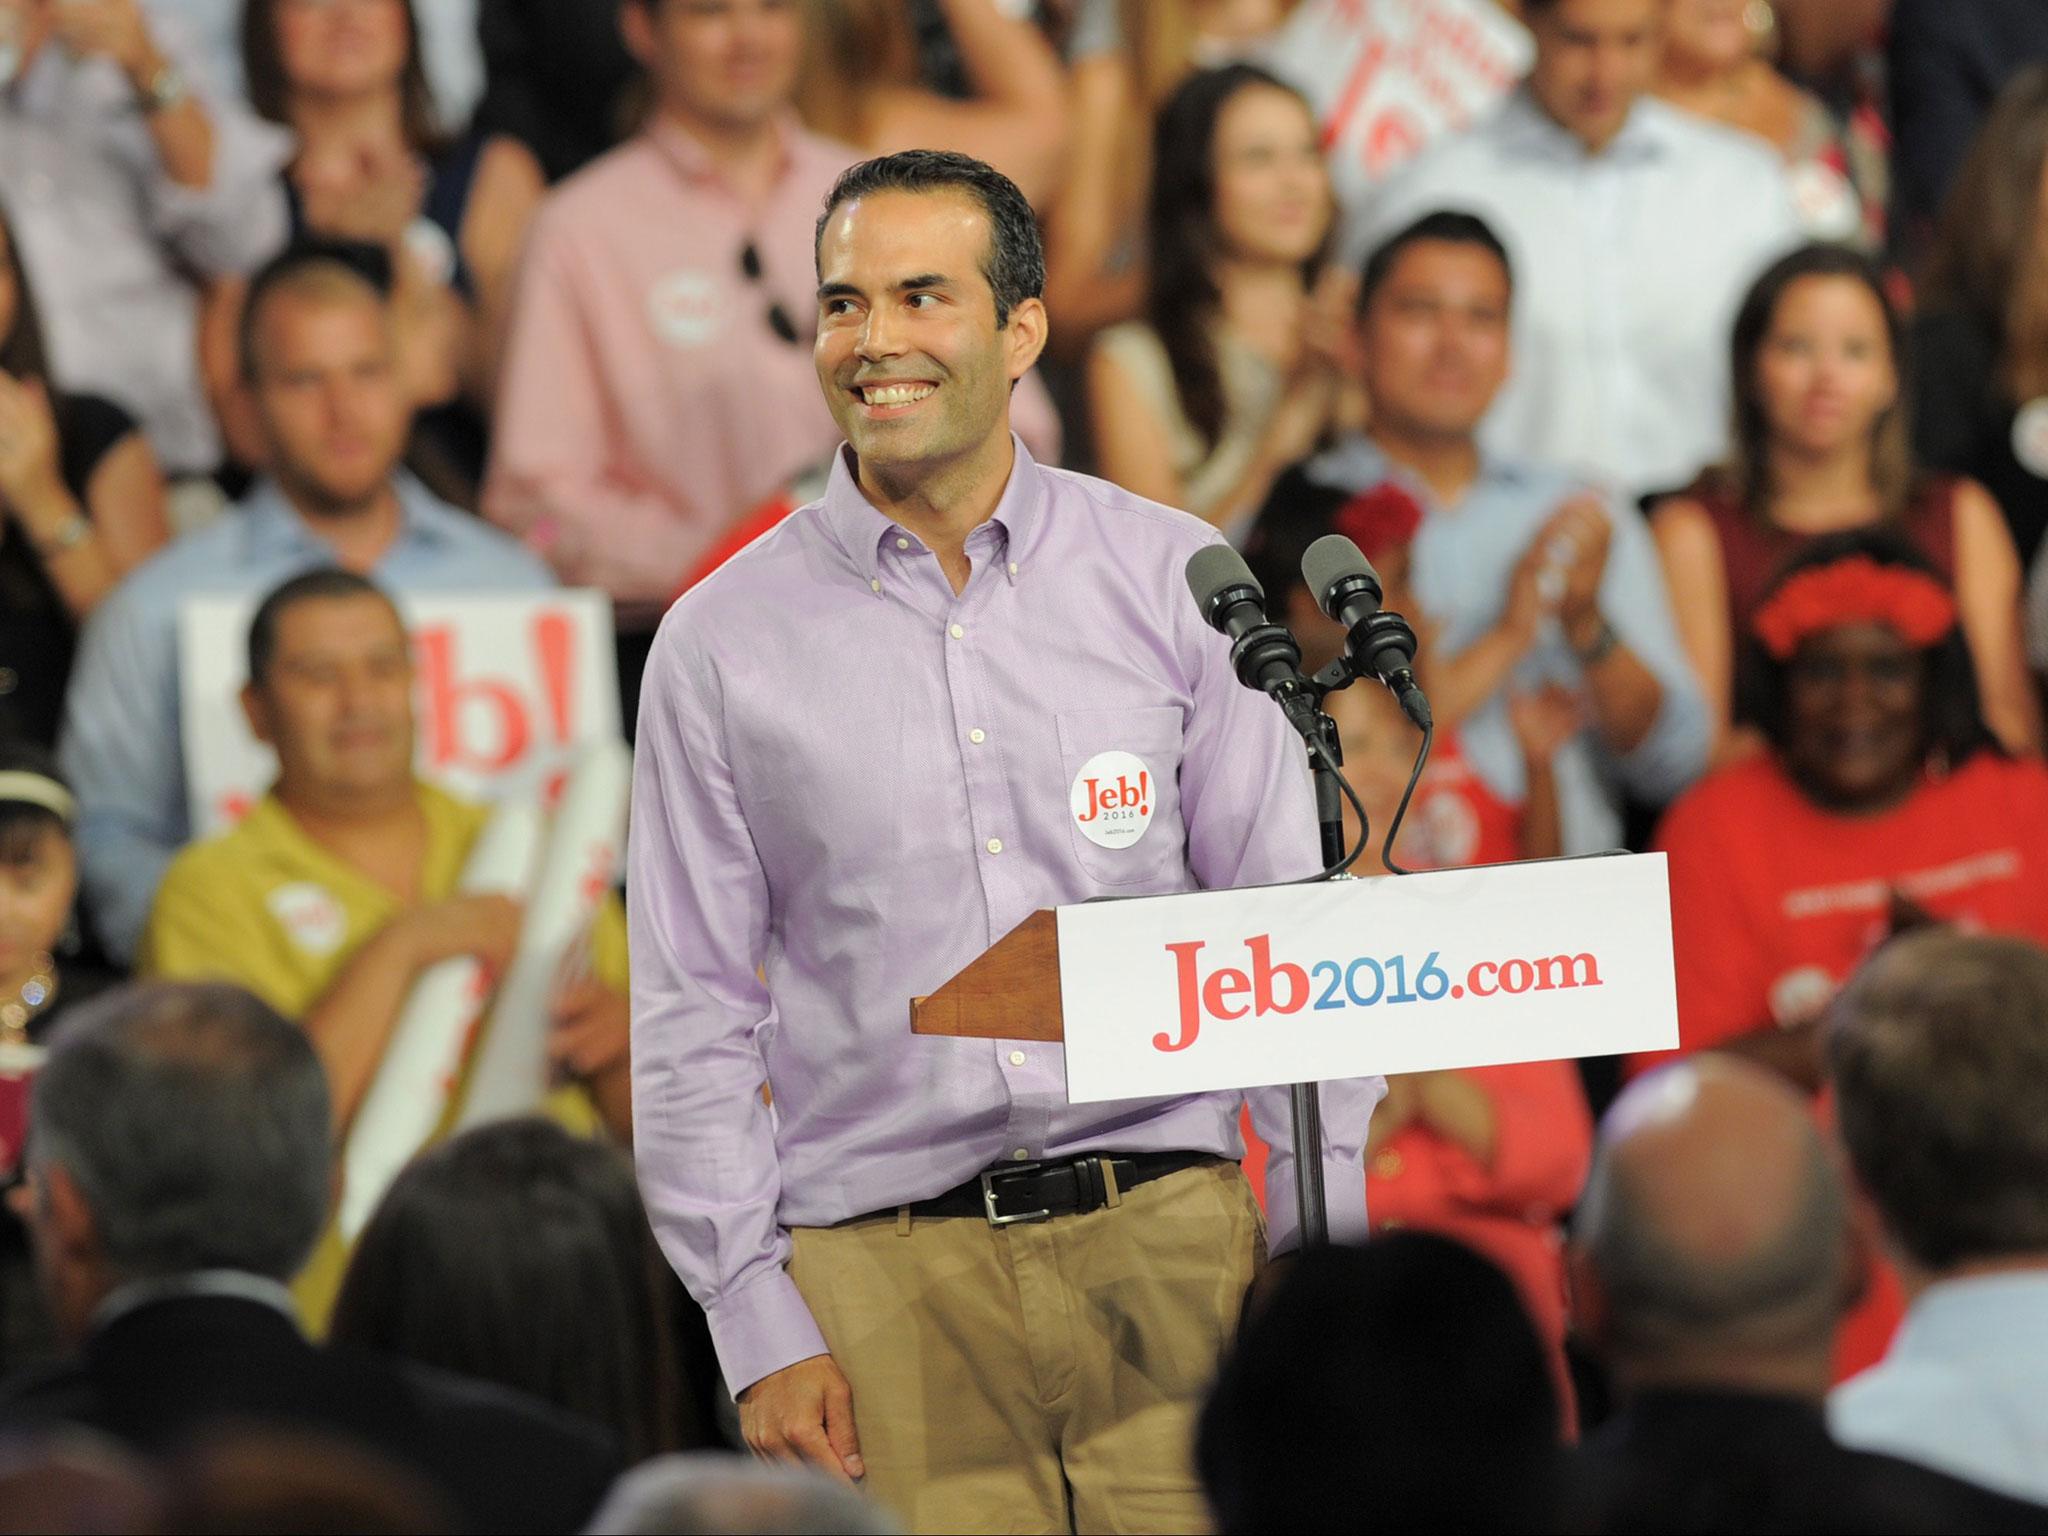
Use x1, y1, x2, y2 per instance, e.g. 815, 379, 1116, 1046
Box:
1301, 534, 1433, 730
1184, 545, 1318, 735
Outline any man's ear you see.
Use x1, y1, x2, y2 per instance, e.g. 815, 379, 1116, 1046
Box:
1840, 1177, 1891, 1313
241, 681, 274, 748
40, 1165, 102, 1271
1004, 296, 1050, 383
618, 0, 659, 72
1566, 1243, 1610, 1353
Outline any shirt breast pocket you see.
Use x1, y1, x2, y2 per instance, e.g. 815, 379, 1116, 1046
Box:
1056, 705, 1187, 887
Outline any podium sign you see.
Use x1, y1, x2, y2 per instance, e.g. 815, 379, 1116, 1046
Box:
1055, 854, 1677, 1104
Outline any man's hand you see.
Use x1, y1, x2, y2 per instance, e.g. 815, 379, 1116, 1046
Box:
395, 893, 523, 975
737, 1354, 865, 1484
50, 0, 157, 80
1541, 492, 1613, 632
548, 975, 630, 1079
1507, 683, 1584, 769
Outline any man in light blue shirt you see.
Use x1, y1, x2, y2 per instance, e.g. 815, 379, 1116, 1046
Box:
1340, 0, 1799, 502
60, 248, 554, 963
1827, 931, 2048, 1507
1297, 210, 1707, 852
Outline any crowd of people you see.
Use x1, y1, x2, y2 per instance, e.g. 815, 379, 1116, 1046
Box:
5, 0, 2048, 1530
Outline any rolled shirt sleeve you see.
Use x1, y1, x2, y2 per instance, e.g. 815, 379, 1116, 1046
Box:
131, 17, 293, 278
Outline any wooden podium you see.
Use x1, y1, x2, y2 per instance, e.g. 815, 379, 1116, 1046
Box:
905, 857, 1681, 1247
905, 857, 1681, 1109
910, 909, 1064, 1043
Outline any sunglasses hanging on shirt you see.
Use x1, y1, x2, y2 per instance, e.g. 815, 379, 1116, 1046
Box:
740, 241, 803, 347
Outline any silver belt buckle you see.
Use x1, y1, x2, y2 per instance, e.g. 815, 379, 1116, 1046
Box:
980, 1165, 1052, 1227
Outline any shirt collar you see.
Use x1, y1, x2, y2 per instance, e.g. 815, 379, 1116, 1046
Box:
238, 471, 454, 566
1898, 1269, 2048, 1355
643, 109, 803, 192
1494, 83, 1672, 165
1304, 433, 1531, 511
94, 1270, 301, 1334
817, 434, 1047, 592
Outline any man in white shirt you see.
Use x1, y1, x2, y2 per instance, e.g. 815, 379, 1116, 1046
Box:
1827, 930, 2048, 1506
1342, 0, 1800, 502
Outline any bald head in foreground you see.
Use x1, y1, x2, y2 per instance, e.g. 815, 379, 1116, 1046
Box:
1568, 1055, 2048, 1533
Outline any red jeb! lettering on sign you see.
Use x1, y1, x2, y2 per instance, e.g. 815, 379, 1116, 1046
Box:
1076, 771, 1151, 824
1158, 934, 1306, 1053
416, 613, 580, 777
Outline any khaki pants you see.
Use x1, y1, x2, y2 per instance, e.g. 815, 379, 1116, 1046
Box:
788, 1159, 1264, 1535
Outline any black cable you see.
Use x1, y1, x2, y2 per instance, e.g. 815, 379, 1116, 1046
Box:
1380, 723, 1434, 877
1302, 731, 1372, 882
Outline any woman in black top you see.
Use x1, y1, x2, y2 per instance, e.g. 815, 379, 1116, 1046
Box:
0, 204, 171, 749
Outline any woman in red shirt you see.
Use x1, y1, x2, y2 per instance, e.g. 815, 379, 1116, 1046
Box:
1639, 530, 2048, 1088
1635, 530, 2048, 1375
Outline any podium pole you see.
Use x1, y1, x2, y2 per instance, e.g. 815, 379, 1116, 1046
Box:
1288, 709, 1348, 1251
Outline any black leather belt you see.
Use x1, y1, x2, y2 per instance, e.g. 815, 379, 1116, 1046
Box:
872, 1150, 1218, 1228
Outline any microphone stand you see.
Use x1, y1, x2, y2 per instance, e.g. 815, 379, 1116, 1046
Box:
1288, 702, 1346, 1251
1210, 589, 1422, 1252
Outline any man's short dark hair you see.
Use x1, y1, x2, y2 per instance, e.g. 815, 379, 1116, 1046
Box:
29, 983, 333, 1284
1829, 930, 2048, 1271
1358, 210, 1514, 314
247, 568, 403, 690
814, 150, 1045, 329
237, 240, 392, 383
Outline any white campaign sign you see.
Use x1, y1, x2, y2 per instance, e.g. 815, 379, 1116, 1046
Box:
1265, 0, 1531, 205
178, 590, 620, 836
1056, 854, 1677, 1104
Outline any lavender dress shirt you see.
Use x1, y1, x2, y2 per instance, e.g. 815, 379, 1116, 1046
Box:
628, 440, 1381, 1396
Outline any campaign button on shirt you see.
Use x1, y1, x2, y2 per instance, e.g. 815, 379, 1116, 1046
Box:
647, 270, 727, 349
2013, 397, 2048, 480
1071, 750, 1156, 850
266, 882, 347, 957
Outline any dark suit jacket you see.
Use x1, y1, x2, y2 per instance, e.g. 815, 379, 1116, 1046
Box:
1573, 1389, 2048, 1535
0, 1294, 618, 1534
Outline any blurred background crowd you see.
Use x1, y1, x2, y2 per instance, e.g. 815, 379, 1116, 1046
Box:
7, 0, 2048, 1530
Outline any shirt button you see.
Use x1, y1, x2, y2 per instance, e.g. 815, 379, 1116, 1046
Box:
1008, 562, 1019, 576
1009, 1050, 1026, 1066
869, 578, 881, 593
949, 623, 964, 639
985, 838, 1003, 855
1012, 1147, 1031, 1161
895, 536, 910, 550
969, 728, 986, 744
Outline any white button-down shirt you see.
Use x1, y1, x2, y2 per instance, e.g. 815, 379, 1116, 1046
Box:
0, 18, 290, 473
1343, 89, 1801, 501
1831, 1271, 2048, 1505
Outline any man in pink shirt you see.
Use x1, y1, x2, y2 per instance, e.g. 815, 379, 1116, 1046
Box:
485, 0, 1060, 719
483, 0, 845, 706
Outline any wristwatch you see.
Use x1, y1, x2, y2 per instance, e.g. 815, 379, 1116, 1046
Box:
139, 60, 189, 115
29, 510, 91, 558
1572, 616, 1621, 667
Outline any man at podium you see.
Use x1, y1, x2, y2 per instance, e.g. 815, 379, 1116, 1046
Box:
627, 149, 1381, 1533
